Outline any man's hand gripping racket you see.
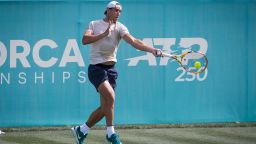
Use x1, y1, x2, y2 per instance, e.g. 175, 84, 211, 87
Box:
155, 49, 208, 74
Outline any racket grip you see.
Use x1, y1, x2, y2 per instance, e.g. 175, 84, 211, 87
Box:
162, 52, 173, 58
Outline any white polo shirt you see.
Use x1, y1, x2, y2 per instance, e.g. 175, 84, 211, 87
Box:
86, 19, 129, 64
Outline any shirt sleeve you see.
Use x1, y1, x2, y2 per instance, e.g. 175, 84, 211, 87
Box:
118, 23, 129, 37
86, 21, 94, 33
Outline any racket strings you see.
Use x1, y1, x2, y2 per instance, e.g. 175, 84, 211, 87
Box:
181, 53, 207, 73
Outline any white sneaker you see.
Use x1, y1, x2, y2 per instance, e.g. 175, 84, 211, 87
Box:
0, 130, 5, 135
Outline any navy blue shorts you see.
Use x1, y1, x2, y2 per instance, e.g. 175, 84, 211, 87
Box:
88, 64, 118, 92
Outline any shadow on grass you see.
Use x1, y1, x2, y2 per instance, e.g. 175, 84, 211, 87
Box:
0, 135, 67, 144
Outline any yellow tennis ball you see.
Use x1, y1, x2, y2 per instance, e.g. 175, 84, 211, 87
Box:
194, 61, 201, 69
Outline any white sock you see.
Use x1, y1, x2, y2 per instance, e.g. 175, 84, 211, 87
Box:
80, 123, 90, 135
107, 126, 115, 138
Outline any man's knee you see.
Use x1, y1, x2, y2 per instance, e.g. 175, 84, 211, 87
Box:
98, 82, 115, 108
99, 106, 105, 114
106, 95, 115, 109
101, 92, 115, 109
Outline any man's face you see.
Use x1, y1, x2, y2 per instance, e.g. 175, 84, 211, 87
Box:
107, 5, 122, 22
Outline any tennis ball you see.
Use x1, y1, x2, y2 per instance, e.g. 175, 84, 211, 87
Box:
194, 61, 201, 69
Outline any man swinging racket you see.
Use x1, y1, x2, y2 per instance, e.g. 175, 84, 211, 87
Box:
71, 1, 162, 144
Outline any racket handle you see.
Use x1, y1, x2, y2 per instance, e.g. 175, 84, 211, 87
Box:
162, 52, 174, 58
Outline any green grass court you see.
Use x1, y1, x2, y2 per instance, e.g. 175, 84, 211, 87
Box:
1, 124, 256, 144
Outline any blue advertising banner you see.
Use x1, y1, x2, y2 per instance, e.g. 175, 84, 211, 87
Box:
0, 0, 255, 127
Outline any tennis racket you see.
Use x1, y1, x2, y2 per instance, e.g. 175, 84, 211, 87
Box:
161, 50, 208, 74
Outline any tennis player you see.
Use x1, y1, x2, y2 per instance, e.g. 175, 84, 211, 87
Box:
71, 1, 162, 144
